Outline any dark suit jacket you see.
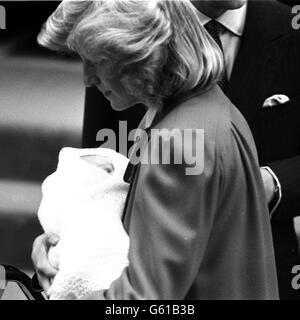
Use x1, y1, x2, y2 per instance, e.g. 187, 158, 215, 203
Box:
226, 0, 300, 220
96, 85, 279, 300
223, 0, 300, 299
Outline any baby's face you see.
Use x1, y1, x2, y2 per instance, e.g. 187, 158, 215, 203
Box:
81, 155, 114, 174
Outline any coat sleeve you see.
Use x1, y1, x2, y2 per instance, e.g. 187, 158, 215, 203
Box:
95, 129, 222, 299
268, 156, 300, 220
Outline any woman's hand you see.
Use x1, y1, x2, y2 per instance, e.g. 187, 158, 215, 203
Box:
31, 232, 60, 292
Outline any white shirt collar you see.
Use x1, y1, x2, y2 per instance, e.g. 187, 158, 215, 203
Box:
197, 2, 248, 37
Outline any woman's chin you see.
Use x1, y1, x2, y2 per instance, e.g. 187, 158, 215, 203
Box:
110, 103, 127, 111
110, 101, 135, 112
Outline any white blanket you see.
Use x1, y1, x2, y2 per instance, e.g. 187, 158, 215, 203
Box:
37, 147, 130, 300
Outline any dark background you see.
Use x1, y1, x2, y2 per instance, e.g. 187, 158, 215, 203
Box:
0, 1, 84, 271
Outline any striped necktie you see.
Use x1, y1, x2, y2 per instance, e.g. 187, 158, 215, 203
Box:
205, 20, 228, 90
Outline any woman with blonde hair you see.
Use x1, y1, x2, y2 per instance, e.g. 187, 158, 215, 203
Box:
32, 0, 279, 299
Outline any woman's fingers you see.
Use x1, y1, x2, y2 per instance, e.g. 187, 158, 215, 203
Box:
32, 233, 59, 292
31, 233, 59, 286
46, 232, 60, 247
36, 273, 52, 293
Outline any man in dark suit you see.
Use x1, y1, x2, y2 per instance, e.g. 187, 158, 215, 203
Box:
80, 0, 300, 299
211, 0, 300, 300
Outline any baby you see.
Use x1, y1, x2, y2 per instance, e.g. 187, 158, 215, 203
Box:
37, 147, 130, 300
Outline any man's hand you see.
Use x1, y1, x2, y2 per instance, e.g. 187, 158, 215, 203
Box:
31, 233, 60, 292
260, 167, 276, 204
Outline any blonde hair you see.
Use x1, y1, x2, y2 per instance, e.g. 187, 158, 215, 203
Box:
38, 0, 224, 108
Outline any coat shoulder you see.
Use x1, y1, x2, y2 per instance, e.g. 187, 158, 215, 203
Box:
154, 86, 246, 145
155, 87, 230, 130
151, 86, 256, 164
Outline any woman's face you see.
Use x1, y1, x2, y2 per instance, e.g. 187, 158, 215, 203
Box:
82, 59, 139, 111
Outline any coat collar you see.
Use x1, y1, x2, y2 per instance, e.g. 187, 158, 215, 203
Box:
197, 3, 247, 37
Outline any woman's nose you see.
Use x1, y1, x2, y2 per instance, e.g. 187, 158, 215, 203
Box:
83, 62, 100, 87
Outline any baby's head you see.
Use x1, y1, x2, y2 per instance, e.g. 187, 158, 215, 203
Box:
80, 155, 114, 174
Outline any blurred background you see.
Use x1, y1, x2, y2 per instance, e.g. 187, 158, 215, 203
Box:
0, 0, 299, 291
0, 1, 85, 276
